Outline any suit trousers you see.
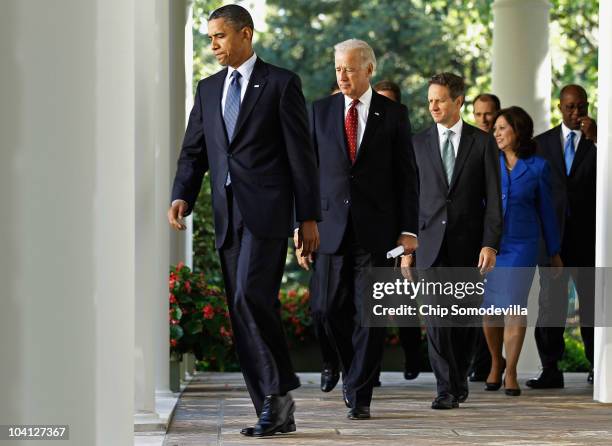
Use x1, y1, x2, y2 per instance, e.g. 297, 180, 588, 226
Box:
424, 238, 478, 397
535, 265, 594, 368
318, 222, 388, 407
310, 255, 340, 369
218, 186, 300, 415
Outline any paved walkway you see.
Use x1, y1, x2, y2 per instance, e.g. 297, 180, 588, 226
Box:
159, 372, 612, 445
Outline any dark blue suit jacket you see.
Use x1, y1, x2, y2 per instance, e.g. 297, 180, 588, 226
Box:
172, 58, 321, 248
310, 91, 419, 255
497, 154, 560, 267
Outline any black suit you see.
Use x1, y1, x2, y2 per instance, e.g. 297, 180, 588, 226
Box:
534, 125, 596, 368
172, 57, 321, 414
311, 90, 419, 407
412, 122, 502, 398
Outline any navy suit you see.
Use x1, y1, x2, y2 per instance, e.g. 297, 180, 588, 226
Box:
172, 57, 321, 414
310, 90, 419, 408
534, 125, 596, 369
483, 155, 560, 309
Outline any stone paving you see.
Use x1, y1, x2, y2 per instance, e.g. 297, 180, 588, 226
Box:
161, 372, 612, 445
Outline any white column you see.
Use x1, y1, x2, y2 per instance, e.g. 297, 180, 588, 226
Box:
492, 0, 552, 134
157, 0, 194, 395
492, 0, 552, 373
594, 0, 612, 403
134, 0, 171, 422
0, 1, 136, 445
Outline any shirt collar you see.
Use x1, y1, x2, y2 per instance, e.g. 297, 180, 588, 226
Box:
344, 86, 373, 109
227, 52, 257, 82
437, 118, 463, 138
561, 122, 582, 140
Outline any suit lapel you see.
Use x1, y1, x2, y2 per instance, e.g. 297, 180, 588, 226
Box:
332, 93, 350, 164
230, 58, 268, 149
207, 69, 229, 150
569, 136, 592, 176
449, 122, 475, 191
510, 156, 528, 181
425, 125, 448, 187
548, 126, 566, 177
354, 91, 383, 164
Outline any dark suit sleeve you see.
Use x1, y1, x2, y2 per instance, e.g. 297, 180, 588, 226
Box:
393, 105, 419, 235
171, 82, 209, 216
279, 74, 321, 222
481, 134, 503, 250
537, 161, 561, 256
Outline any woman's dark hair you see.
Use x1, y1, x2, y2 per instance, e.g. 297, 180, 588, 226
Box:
492, 106, 537, 158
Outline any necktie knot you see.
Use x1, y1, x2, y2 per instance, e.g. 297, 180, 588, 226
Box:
231, 70, 241, 81
444, 129, 454, 139
568, 131, 575, 141
350, 99, 359, 108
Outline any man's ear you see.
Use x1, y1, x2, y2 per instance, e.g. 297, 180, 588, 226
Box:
242, 26, 253, 41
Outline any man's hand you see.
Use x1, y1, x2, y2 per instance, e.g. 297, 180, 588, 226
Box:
397, 234, 418, 255
478, 247, 497, 274
400, 254, 415, 281
296, 220, 319, 258
293, 229, 313, 270
578, 116, 597, 143
168, 200, 188, 231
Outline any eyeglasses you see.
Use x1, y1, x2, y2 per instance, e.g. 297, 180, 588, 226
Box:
561, 103, 589, 113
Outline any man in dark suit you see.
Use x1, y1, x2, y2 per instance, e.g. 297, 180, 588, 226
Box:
406, 73, 502, 409
297, 39, 419, 420
167, 5, 321, 437
527, 84, 597, 388
468, 92, 501, 383
373, 79, 426, 381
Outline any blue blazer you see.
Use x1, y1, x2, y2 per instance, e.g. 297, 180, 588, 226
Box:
497, 153, 560, 266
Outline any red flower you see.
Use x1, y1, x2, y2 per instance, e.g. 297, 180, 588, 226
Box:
203, 304, 215, 320
170, 339, 178, 347
176, 261, 185, 272
169, 293, 177, 304
170, 319, 179, 325
169, 279, 176, 290
288, 289, 297, 298
220, 326, 232, 338
184, 281, 191, 293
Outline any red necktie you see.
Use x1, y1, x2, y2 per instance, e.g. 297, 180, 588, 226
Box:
345, 99, 359, 163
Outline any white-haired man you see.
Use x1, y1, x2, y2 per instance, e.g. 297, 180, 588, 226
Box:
296, 39, 419, 419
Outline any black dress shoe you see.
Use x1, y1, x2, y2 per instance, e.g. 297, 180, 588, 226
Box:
373, 379, 382, 387
525, 368, 564, 389
468, 370, 488, 382
347, 406, 370, 419
404, 362, 420, 380
320, 367, 340, 392
240, 414, 296, 437
456, 390, 468, 403
342, 384, 350, 408
431, 394, 459, 410
588, 369, 594, 384
252, 394, 296, 437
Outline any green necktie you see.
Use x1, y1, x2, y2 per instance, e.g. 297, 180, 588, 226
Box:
442, 129, 455, 185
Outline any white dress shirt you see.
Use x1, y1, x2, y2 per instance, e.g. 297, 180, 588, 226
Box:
436, 119, 463, 157
343, 86, 372, 153
561, 122, 582, 153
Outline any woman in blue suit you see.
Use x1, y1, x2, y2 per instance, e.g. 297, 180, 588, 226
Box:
482, 106, 563, 396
